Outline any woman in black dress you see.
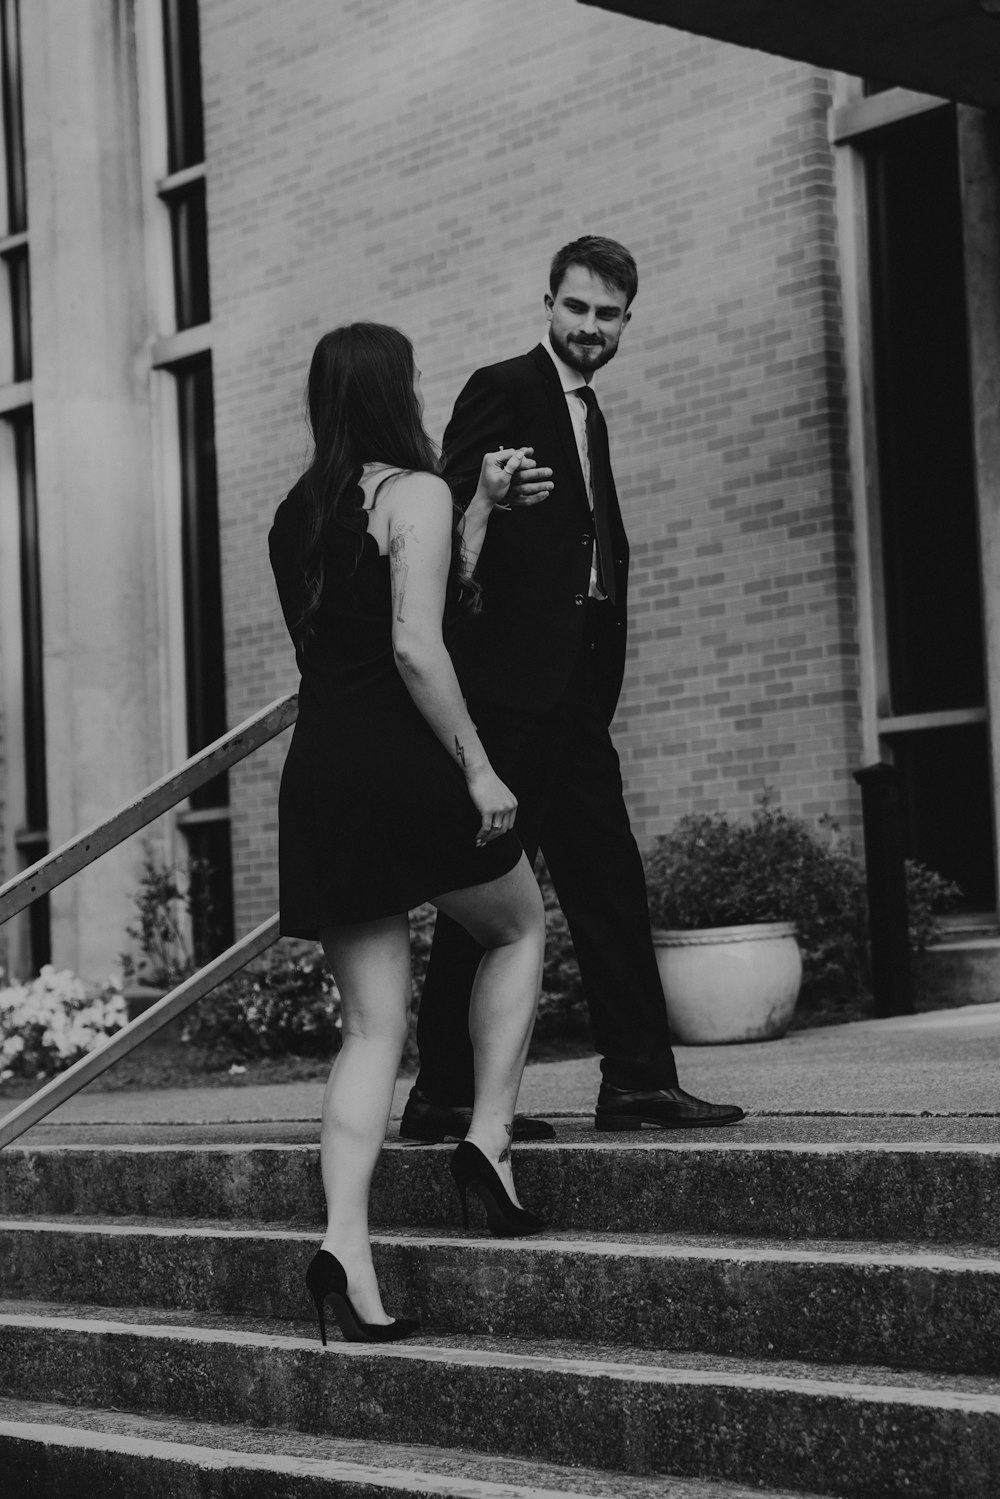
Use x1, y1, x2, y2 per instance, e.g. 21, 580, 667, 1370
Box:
270, 323, 546, 1345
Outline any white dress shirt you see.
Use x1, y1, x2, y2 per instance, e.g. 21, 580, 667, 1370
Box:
541, 332, 605, 599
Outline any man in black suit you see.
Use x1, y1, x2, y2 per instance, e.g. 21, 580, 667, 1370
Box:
401, 236, 744, 1139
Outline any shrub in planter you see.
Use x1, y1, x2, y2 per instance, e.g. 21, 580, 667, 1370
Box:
643, 796, 960, 1037
0, 966, 127, 1081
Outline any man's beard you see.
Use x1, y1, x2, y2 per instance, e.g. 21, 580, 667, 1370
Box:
550, 325, 618, 374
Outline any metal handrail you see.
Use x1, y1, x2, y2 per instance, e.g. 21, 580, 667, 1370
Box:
0, 691, 299, 1150
0, 915, 280, 1149
0, 692, 297, 925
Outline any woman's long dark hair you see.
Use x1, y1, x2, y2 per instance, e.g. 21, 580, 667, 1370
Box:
293, 322, 480, 645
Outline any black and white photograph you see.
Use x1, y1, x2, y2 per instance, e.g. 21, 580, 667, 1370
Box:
1, 2, 1000, 1495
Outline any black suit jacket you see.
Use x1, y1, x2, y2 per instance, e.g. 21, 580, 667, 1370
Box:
442, 344, 629, 720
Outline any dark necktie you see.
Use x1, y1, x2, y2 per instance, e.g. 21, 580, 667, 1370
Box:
575, 384, 617, 605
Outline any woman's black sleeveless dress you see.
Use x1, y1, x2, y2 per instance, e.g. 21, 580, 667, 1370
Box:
269, 471, 520, 937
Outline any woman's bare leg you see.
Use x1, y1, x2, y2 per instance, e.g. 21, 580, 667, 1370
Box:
433, 854, 544, 1204
317, 912, 410, 1326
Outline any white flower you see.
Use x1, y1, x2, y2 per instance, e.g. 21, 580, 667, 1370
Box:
0, 967, 128, 1079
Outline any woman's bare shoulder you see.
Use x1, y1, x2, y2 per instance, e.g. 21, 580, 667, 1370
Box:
382, 470, 452, 521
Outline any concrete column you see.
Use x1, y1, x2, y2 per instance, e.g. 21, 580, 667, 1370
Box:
957, 106, 1000, 909
20, 1, 162, 980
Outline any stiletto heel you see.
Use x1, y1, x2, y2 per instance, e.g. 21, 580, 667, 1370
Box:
305, 1250, 420, 1345
311, 1288, 328, 1346
449, 1140, 547, 1238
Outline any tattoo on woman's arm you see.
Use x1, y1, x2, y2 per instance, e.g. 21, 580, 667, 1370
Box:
455, 737, 466, 768
389, 531, 409, 623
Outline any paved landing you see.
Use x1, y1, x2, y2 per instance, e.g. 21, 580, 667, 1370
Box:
6, 1001, 998, 1146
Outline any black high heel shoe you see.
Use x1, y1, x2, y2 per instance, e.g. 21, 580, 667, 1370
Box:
305, 1250, 420, 1346
450, 1140, 547, 1238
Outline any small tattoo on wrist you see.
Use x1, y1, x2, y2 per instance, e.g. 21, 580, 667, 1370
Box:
455, 737, 466, 767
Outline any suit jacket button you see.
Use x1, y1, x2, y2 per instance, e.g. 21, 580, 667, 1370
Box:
574, 593, 584, 606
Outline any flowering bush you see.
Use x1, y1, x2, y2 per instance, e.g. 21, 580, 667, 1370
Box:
0, 966, 128, 1081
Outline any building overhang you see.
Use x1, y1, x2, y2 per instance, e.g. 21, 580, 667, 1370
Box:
578, 0, 1000, 108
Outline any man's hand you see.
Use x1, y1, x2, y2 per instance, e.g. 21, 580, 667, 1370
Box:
507, 449, 553, 508
463, 445, 555, 575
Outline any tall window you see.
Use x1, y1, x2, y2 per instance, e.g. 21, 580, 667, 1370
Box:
834, 89, 995, 912
161, 0, 209, 331
150, 0, 232, 959
0, 0, 48, 974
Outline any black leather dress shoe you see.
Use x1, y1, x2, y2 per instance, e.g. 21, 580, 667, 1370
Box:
399, 1088, 556, 1143
595, 1083, 745, 1131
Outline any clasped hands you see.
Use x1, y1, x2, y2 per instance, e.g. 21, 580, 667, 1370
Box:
479, 446, 554, 510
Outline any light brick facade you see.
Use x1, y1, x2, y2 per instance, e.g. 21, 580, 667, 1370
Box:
197, 0, 861, 932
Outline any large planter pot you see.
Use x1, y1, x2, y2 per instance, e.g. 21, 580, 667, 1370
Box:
652, 921, 802, 1044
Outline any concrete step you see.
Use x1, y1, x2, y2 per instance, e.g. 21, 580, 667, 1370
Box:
3, 1217, 1000, 1375
923, 938, 1000, 1007
3, 1129, 1000, 1243
1, 1305, 999, 1499
0, 1396, 831, 1499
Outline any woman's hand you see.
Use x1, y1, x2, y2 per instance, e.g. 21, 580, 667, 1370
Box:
478, 446, 552, 510
466, 763, 518, 846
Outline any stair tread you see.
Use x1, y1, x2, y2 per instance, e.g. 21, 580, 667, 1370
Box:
0, 1395, 831, 1499
4, 1213, 999, 1265
4, 1300, 1000, 1403
8, 1113, 1000, 1148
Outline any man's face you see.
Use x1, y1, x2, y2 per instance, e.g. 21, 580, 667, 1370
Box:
545, 264, 631, 377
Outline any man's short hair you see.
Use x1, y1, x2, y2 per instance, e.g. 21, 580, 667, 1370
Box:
549, 236, 638, 308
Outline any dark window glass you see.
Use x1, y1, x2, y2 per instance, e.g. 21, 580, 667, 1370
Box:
168, 178, 210, 328
184, 820, 234, 962
0, 0, 26, 234
162, 0, 205, 174
175, 357, 227, 808
889, 724, 996, 910
866, 108, 983, 715
12, 411, 50, 969
6, 241, 29, 378
15, 412, 45, 832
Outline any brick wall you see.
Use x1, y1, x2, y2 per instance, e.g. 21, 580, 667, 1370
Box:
198, 0, 861, 932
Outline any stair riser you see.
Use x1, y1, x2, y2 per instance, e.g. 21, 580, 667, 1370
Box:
3, 1229, 1000, 1375
2, 1435, 400, 1499
0, 1427, 826, 1499
3, 1146, 999, 1243
2, 1324, 998, 1499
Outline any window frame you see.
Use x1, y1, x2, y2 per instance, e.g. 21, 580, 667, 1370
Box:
832, 78, 999, 912
135, 0, 232, 957
0, 0, 46, 975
